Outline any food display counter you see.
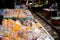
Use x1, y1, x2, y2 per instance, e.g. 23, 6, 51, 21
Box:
0, 9, 54, 40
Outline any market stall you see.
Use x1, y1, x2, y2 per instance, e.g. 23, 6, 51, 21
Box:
0, 9, 54, 40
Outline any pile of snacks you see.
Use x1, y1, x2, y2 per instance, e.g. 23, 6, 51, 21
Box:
0, 9, 54, 40
0, 19, 52, 40
4, 9, 33, 19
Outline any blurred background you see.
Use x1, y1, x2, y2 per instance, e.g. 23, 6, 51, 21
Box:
0, 0, 60, 40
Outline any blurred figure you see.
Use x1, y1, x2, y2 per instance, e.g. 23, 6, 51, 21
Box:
49, 1, 58, 16
50, 1, 57, 10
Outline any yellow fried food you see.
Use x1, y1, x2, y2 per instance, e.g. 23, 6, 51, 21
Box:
7, 19, 14, 28
2, 19, 8, 28
26, 26, 31, 31
19, 9, 24, 13
15, 36, 20, 40
7, 34, 12, 40
18, 14, 26, 18
2, 37, 10, 40
16, 20, 22, 27
36, 23, 41, 28
13, 23, 22, 33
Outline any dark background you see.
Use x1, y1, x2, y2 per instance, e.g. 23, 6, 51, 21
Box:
0, 0, 60, 9
0, 0, 14, 9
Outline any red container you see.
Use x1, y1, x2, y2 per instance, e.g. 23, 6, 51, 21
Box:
50, 17, 60, 26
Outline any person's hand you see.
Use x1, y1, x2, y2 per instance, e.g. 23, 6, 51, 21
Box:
49, 7, 52, 9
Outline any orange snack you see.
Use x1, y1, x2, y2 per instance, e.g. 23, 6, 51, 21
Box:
18, 14, 26, 18
16, 35, 20, 40
2, 19, 8, 28
2, 37, 10, 40
21, 14, 26, 18
2, 19, 6, 25
26, 26, 31, 31
7, 34, 12, 40
7, 19, 14, 28
19, 9, 24, 13
8, 19, 13, 25
12, 32, 21, 40
36, 23, 41, 28
16, 20, 22, 27
5, 13, 10, 16
13, 23, 22, 33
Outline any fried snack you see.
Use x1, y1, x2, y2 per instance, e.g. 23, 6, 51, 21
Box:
13, 20, 22, 33
7, 19, 14, 28
19, 9, 24, 13
2, 37, 10, 40
7, 34, 12, 40
26, 26, 31, 31
36, 22, 41, 28
2, 19, 8, 28
18, 13, 26, 18
21, 29, 28, 40
16, 20, 22, 27
13, 24, 21, 33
